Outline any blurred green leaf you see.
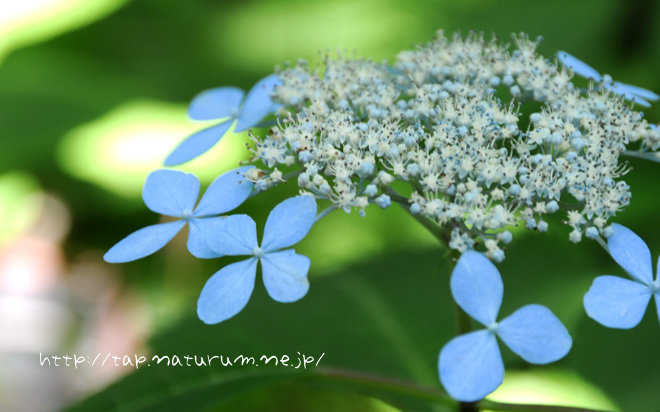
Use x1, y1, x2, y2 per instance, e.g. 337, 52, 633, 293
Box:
65, 238, 659, 411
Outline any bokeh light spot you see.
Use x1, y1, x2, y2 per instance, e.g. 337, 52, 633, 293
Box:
57, 100, 250, 197
487, 369, 620, 411
0, 0, 127, 62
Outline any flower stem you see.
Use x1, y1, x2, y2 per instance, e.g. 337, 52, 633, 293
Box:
311, 368, 610, 412
594, 236, 608, 253
312, 368, 456, 407
315, 204, 337, 222
478, 400, 610, 412
247, 169, 302, 199
380, 185, 450, 243
383, 185, 478, 411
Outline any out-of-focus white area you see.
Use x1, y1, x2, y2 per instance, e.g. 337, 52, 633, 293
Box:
0, 193, 150, 412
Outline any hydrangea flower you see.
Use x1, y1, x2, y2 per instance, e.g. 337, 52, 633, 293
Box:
584, 223, 660, 328
438, 251, 572, 402
104, 167, 254, 262
165, 74, 282, 166
557, 51, 659, 107
197, 195, 317, 324
244, 32, 659, 260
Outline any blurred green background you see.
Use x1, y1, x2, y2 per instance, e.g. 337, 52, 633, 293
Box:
0, 0, 659, 411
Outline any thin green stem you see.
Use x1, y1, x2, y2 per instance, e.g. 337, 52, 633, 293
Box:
381, 184, 476, 410
309, 369, 611, 412
315, 204, 337, 223
595, 236, 608, 253
312, 368, 455, 407
281, 170, 303, 181
380, 185, 450, 243
383, 185, 478, 411
479, 399, 611, 412
247, 169, 302, 199
557, 201, 582, 211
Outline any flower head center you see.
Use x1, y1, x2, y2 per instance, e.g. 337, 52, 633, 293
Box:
252, 246, 264, 258
487, 322, 500, 334
181, 209, 193, 221
651, 280, 660, 294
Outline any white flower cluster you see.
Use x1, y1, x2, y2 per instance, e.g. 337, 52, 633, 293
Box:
246, 31, 657, 261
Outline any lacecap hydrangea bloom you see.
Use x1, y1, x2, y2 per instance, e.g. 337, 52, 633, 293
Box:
104, 73, 326, 325
439, 251, 571, 401
245, 31, 659, 261
103, 30, 659, 408
197, 195, 317, 324
104, 167, 254, 262
165, 74, 281, 166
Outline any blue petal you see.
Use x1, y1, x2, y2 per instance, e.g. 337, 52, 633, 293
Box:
142, 170, 200, 216
497, 304, 572, 364
206, 214, 258, 256
607, 223, 654, 284
657, 257, 660, 324
187, 217, 224, 259
604, 83, 651, 107
438, 330, 504, 402
611, 81, 659, 101
450, 251, 503, 326
197, 258, 258, 324
235, 74, 282, 132
261, 249, 310, 302
104, 221, 185, 263
556, 51, 602, 82
164, 121, 233, 166
261, 195, 317, 252
584, 275, 652, 329
187, 87, 244, 121
194, 166, 254, 217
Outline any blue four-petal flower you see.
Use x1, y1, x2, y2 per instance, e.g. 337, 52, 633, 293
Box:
104, 166, 254, 262
584, 223, 660, 329
197, 195, 317, 324
438, 251, 572, 402
557, 51, 659, 107
165, 74, 282, 166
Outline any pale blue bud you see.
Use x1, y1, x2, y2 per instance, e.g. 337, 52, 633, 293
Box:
364, 184, 378, 197
299, 150, 312, 162
585, 227, 599, 239
546, 200, 559, 213
375, 194, 391, 209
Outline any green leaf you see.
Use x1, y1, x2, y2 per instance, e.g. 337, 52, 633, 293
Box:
66, 250, 460, 411
67, 242, 659, 411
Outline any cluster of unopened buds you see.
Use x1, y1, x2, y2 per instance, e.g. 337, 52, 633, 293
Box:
104, 31, 659, 403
